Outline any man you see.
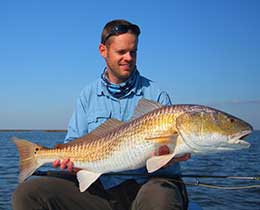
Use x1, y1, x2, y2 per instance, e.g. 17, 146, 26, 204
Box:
13, 19, 190, 210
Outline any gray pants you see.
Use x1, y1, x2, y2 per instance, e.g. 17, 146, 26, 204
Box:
12, 176, 188, 210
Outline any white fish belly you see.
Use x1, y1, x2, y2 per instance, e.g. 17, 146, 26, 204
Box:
75, 139, 156, 173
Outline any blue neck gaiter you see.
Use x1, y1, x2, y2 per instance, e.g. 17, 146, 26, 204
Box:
101, 68, 139, 98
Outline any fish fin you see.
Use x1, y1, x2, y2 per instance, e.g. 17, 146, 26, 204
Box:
59, 119, 124, 148
130, 99, 163, 120
146, 153, 176, 173
145, 133, 178, 144
76, 170, 101, 192
12, 137, 43, 182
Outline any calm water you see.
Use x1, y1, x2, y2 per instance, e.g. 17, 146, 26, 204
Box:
0, 131, 259, 210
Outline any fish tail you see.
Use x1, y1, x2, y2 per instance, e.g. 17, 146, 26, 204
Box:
12, 137, 43, 183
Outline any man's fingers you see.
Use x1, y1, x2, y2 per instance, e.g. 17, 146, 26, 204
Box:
157, 145, 170, 155
156, 146, 191, 163
52, 158, 75, 172
52, 159, 60, 168
60, 159, 70, 169
174, 153, 191, 162
67, 161, 74, 172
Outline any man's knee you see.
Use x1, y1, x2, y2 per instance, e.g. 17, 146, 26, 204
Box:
12, 180, 38, 210
12, 177, 68, 210
132, 178, 184, 210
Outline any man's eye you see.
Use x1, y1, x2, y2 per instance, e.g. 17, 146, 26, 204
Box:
117, 50, 137, 56
118, 50, 126, 55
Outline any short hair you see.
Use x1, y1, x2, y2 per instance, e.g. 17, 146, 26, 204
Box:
101, 19, 141, 45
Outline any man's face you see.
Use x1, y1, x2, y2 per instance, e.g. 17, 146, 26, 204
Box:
99, 33, 138, 84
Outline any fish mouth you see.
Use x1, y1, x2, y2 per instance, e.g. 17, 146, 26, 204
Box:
231, 129, 252, 140
227, 130, 252, 148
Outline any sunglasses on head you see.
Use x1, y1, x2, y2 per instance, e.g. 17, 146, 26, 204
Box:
102, 24, 140, 44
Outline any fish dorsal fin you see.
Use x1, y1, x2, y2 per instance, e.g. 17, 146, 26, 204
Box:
95, 118, 125, 136
58, 118, 124, 148
130, 99, 163, 120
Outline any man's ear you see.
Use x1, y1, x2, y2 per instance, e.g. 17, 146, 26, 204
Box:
99, 43, 107, 58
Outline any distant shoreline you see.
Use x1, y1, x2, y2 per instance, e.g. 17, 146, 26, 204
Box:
0, 129, 67, 132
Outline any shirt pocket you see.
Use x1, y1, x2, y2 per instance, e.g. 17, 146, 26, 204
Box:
87, 110, 111, 132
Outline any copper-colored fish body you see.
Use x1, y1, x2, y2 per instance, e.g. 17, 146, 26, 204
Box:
13, 99, 253, 192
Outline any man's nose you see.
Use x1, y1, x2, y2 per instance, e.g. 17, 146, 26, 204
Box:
124, 52, 133, 61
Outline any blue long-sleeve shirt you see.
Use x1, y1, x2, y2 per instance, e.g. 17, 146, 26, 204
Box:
65, 73, 181, 189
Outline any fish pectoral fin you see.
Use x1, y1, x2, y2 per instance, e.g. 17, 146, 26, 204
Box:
76, 170, 101, 192
145, 134, 177, 144
146, 153, 176, 173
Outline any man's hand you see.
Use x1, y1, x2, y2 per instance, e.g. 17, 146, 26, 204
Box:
157, 145, 191, 166
52, 159, 80, 173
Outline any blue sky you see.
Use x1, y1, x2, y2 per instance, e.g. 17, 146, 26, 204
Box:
1, 0, 260, 130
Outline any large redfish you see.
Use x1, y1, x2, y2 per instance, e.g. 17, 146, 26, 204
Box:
13, 99, 253, 192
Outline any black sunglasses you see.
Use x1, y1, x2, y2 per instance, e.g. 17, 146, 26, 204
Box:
102, 24, 141, 44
